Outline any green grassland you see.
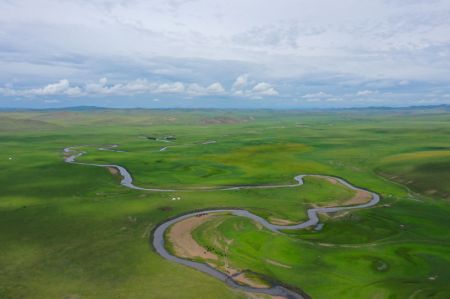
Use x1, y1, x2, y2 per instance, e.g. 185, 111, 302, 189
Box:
0, 108, 449, 298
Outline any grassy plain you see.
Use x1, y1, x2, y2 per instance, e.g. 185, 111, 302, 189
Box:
0, 107, 449, 298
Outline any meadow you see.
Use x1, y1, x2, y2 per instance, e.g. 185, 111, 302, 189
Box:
0, 107, 449, 298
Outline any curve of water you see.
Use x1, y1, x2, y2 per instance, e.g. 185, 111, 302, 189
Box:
63, 145, 380, 298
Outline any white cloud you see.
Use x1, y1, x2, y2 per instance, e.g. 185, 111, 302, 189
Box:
302, 91, 331, 99
232, 74, 249, 92
85, 78, 155, 95
1, 1, 450, 104
356, 90, 377, 96
155, 82, 185, 93
186, 83, 206, 95
2, 78, 186, 97
252, 82, 278, 96
1, 77, 282, 100
1, 1, 450, 107
230, 74, 278, 98
4, 0, 450, 83
85, 78, 109, 94
206, 82, 225, 94
32, 79, 70, 95
186, 82, 225, 95
65, 86, 81, 96
31, 79, 82, 96
121, 79, 155, 93
0, 78, 232, 100
0, 79, 82, 97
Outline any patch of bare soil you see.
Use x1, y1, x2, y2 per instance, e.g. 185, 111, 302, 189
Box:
233, 272, 270, 288
268, 217, 296, 225
323, 177, 338, 184
168, 214, 218, 261
169, 214, 271, 290
244, 293, 285, 299
317, 176, 373, 207
107, 167, 118, 175
344, 189, 372, 205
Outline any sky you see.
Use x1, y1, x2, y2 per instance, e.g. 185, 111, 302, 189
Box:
1, 0, 450, 109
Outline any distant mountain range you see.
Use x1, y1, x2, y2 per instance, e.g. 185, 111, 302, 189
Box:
0, 104, 449, 112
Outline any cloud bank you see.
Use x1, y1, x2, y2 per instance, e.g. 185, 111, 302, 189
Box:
1, 0, 450, 108
0, 76, 277, 99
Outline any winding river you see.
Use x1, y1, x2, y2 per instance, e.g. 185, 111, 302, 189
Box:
63, 145, 380, 299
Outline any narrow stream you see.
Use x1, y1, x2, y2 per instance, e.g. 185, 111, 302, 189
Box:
64, 145, 380, 299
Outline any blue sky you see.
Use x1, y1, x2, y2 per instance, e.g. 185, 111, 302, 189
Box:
1, 0, 450, 108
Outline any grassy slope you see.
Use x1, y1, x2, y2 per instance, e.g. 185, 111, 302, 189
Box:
193, 201, 450, 298
377, 152, 450, 199
0, 109, 449, 298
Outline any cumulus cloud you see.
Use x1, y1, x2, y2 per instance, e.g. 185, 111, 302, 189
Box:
30, 79, 81, 96
0, 77, 260, 100
230, 74, 278, 98
251, 82, 278, 96
186, 82, 225, 96
85, 78, 155, 95
232, 74, 249, 92
86, 79, 188, 95
186, 83, 205, 95
155, 82, 185, 93
31, 79, 69, 95
0, 79, 82, 97
85, 78, 109, 94
206, 82, 225, 94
